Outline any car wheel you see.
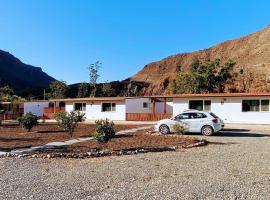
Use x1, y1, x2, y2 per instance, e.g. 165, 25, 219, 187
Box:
159, 125, 170, 134
201, 125, 214, 136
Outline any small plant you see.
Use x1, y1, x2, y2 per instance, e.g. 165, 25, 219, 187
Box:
172, 122, 186, 135
93, 119, 115, 142
17, 112, 39, 132
54, 111, 85, 137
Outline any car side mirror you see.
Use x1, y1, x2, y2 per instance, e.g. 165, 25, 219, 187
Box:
172, 117, 180, 121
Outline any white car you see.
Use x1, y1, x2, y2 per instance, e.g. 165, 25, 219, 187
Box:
155, 110, 224, 136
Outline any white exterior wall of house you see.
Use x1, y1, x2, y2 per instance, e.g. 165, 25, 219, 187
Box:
173, 97, 270, 124
126, 98, 173, 114
24, 101, 49, 117
65, 101, 126, 121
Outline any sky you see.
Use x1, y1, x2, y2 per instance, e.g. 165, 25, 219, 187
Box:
0, 0, 270, 84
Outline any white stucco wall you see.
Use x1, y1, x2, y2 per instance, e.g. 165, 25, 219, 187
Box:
173, 97, 270, 124
24, 101, 49, 117
126, 98, 151, 113
65, 101, 126, 121
126, 98, 173, 114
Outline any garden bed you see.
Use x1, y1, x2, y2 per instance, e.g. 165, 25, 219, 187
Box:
0, 123, 146, 151
29, 130, 200, 158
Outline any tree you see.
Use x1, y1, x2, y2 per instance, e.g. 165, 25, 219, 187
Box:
169, 59, 235, 94
0, 86, 15, 101
101, 82, 116, 97
235, 67, 270, 93
17, 113, 39, 132
88, 61, 101, 97
54, 111, 85, 137
49, 80, 69, 99
77, 82, 89, 98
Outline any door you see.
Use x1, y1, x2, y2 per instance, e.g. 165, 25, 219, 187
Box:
188, 112, 208, 132
173, 113, 191, 132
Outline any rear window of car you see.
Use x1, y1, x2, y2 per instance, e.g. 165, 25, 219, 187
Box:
210, 112, 219, 118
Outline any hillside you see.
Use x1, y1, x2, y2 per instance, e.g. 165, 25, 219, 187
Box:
131, 24, 270, 94
0, 50, 55, 94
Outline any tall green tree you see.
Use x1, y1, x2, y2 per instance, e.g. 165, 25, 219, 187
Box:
88, 61, 101, 97
77, 82, 89, 98
170, 59, 235, 94
49, 80, 69, 99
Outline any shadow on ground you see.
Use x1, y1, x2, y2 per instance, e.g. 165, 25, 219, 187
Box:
219, 131, 270, 137
186, 128, 270, 138
208, 141, 237, 146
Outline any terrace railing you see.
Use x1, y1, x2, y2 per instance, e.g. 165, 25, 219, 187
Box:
126, 113, 172, 121
43, 107, 65, 119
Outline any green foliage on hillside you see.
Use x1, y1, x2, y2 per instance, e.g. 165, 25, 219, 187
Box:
167, 59, 235, 94
0, 85, 24, 102
49, 80, 69, 99
77, 82, 89, 98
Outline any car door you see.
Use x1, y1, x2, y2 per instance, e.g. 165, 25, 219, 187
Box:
173, 113, 191, 132
188, 112, 207, 132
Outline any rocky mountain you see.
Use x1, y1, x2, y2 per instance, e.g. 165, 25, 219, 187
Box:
131, 24, 270, 94
0, 50, 55, 94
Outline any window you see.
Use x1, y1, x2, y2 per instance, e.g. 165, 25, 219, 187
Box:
102, 103, 116, 112
189, 100, 211, 111
204, 100, 211, 111
175, 113, 190, 120
143, 102, 149, 108
242, 100, 259, 112
189, 100, 203, 111
210, 112, 219, 118
261, 100, 269, 111
74, 103, 86, 111
189, 113, 207, 119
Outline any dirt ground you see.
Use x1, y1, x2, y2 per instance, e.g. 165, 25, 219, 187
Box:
34, 129, 198, 154
0, 123, 145, 151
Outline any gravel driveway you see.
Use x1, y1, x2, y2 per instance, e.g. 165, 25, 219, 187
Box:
1, 124, 270, 200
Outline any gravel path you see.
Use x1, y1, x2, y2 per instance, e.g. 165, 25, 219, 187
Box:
1, 124, 270, 200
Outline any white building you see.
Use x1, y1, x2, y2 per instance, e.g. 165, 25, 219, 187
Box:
24, 101, 49, 117
172, 93, 270, 124
42, 93, 270, 124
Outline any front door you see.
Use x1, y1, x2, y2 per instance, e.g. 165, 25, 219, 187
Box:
174, 113, 191, 132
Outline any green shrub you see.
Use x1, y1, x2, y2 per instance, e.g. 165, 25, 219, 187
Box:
54, 111, 85, 137
172, 122, 186, 135
93, 119, 115, 142
17, 112, 39, 132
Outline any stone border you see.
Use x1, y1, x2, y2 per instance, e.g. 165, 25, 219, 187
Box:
0, 126, 207, 159
0, 140, 208, 159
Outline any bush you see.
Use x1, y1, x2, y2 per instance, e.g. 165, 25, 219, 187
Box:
54, 111, 85, 137
17, 112, 39, 132
172, 122, 186, 135
93, 119, 115, 142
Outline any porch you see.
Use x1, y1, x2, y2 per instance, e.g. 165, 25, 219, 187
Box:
43, 101, 65, 119
0, 102, 24, 120
126, 97, 173, 121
